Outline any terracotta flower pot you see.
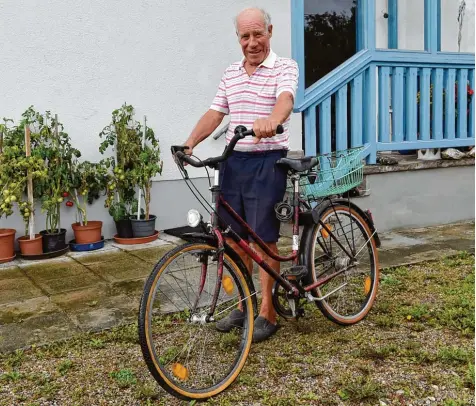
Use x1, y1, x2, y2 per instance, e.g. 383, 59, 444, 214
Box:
0, 228, 16, 262
18, 234, 43, 256
72, 221, 103, 244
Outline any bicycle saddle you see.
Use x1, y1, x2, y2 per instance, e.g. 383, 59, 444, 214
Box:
276, 156, 319, 172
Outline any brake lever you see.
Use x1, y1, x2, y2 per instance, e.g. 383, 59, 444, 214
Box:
171, 148, 190, 178
171, 145, 190, 154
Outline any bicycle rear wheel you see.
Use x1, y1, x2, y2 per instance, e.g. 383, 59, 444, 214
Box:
304, 203, 379, 325
138, 243, 255, 401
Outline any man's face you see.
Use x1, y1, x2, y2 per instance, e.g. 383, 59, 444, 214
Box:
237, 12, 272, 67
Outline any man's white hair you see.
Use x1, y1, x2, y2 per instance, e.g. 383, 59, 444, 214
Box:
234, 7, 272, 34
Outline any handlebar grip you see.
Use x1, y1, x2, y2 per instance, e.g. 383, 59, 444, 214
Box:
235, 124, 284, 137
175, 151, 200, 168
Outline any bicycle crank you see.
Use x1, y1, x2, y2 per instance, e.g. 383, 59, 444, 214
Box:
271, 279, 305, 321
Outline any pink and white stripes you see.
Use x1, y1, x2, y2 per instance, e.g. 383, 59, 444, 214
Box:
210, 50, 299, 152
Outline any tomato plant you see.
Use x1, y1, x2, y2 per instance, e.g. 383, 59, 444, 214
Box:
131, 140, 163, 220
0, 116, 48, 236
98, 103, 156, 222
68, 158, 111, 225
22, 107, 81, 234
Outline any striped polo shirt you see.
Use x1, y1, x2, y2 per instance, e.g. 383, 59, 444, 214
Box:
210, 50, 299, 152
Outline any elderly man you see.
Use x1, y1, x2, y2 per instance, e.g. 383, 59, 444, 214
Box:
182, 7, 299, 342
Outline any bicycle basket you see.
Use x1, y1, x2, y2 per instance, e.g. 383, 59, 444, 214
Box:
287, 146, 365, 199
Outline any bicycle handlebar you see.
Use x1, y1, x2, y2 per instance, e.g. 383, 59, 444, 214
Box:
172, 124, 284, 169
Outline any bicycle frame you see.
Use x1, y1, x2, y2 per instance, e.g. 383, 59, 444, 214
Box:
202, 164, 358, 306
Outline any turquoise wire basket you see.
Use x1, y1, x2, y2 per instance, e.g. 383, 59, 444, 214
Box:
287, 146, 365, 199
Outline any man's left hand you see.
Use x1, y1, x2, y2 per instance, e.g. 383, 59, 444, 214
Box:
253, 118, 280, 143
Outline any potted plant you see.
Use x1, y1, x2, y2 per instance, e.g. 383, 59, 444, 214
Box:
0, 117, 47, 257
27, 108, 80, 252
104, 165, 139, 238
0, 122, 16, 262
130, 133, 163, 237
68, 159, 110, 244
99, 103, 147, 239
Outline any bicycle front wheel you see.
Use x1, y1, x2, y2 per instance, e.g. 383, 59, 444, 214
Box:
305, 203, 379, 325
138, 243, 254, 401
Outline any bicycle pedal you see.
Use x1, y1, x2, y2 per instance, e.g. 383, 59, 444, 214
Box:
285, 265, 308, 280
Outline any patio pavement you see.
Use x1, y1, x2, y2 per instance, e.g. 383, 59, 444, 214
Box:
0, 220, 474, 354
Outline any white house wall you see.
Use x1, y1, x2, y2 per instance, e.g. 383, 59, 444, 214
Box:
441, 0, 475, 52
0, 0, 302, 183
375, 0, 475, 52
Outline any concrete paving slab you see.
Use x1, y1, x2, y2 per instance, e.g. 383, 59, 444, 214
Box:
73, 250, 131, 266
84, 256, 151, 282
128, 245, 176, 265
0, 296, 57, 324
378, 221, 475, 268
0, 261, 20, 271
0, 274, 45, 305
0, 266, 25, 280
157, 233, 185, 245
111, 278, 147, 300
51, 285, 138, 332
0, 311, 80, 353
23, 261, 103, 295
16, 255, 74, 269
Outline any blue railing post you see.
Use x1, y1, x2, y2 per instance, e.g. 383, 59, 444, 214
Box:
457, 69, 468, 139
470, 69, 475, 139
364, 65, 377, 164
388, 0, 398, 49
378, 67, 390, 143
351, 75, 363, 148
405, 68, 418, 142
291, 0, 305, 109
392, 67, 405, 143
366, 0, 376, 51
420, 68, 432, 141
319, 98, 332, 155
336, 86, 348, 151
432, 68, 444, 140
424, 0, 438, 53
304, 107, 317, 156
445, 69, 456, 139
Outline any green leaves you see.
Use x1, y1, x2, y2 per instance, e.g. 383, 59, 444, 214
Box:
1, 103, 163, 228
99, 103, 163, 220
0, 118, 48, 222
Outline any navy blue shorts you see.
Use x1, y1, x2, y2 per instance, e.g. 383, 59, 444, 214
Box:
218, 149, 288, 243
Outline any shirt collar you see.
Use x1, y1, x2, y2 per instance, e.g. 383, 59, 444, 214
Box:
240, 49, 277, 69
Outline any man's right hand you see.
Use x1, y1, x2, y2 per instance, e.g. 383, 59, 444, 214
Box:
182, 144, 193, 165
172, 144, 193, 167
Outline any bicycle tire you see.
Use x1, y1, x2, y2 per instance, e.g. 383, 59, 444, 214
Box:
303, 203, 379, 325
138, 242, 255, 401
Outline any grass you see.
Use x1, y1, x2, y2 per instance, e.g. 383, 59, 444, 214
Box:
0, 252, 474, 405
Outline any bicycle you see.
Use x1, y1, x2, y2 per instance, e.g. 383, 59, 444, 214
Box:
138, 124, 381, 401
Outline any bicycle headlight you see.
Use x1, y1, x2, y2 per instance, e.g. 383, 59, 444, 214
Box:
186, 209, 202, 228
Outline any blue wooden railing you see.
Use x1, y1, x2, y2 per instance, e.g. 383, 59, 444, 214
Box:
291, 0, 475, 164
293, 50, 475, 164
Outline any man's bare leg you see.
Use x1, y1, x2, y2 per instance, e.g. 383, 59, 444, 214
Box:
225, 238, 279, 324
251, 242, 279, 324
